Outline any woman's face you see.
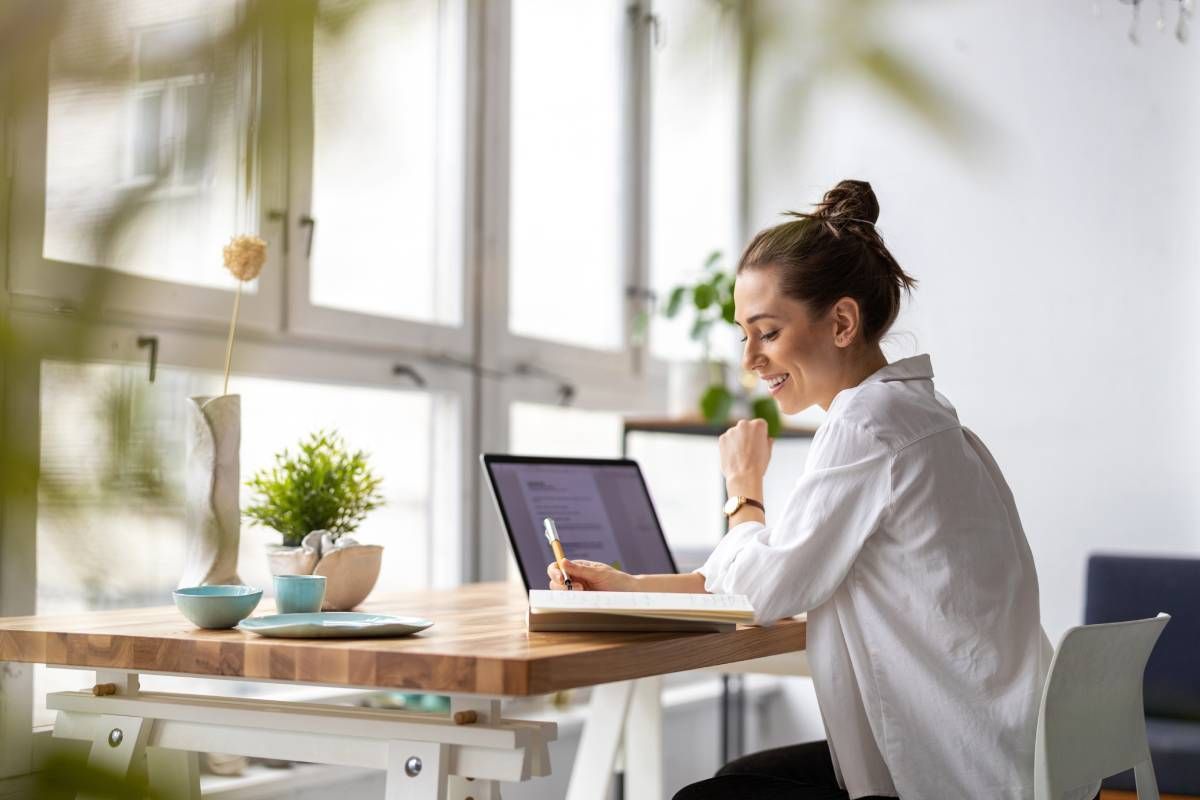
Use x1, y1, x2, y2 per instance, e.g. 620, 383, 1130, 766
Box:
732, 267, 846, 414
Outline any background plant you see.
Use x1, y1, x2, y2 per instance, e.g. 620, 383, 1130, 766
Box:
244, 430, 384, 547
655, 252, 782, 436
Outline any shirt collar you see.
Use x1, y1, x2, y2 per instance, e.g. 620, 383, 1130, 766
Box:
827, 354, 934, 414
863, 354, 934, 385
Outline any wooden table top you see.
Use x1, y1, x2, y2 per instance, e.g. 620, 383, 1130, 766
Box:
0, 583, 805, 696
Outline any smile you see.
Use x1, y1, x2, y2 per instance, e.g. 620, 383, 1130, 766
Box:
766, 374, 790, 394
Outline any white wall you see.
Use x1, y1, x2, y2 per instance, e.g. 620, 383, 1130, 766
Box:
748, 0, 1200, 640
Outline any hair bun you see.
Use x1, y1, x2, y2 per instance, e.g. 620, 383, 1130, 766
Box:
816, 179, 880, 225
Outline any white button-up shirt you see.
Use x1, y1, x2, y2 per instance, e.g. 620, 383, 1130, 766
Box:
698, 355, 1063, 799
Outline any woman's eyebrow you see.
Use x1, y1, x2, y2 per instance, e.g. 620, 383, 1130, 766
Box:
745, 313, 780, 324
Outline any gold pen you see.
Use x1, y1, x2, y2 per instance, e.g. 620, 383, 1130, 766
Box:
543, 517, 574, 590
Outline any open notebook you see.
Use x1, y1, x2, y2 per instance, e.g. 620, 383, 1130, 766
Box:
527, 590, 756, 632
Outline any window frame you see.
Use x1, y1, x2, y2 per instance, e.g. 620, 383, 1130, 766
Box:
7, 1, 285, 332
283, 0, 476, 356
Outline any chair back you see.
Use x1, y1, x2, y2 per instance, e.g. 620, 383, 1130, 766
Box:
1034, 613, 1170, 800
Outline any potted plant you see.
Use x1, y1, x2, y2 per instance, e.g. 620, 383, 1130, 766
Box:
655, 252, 782, 435
245, 430, 386, 610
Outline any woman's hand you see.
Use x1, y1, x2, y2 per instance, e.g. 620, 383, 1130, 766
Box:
719, 418, 773, 496
547, 559, 639, 592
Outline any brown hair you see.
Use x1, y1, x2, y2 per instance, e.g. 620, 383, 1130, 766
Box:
737, 180, 917, 344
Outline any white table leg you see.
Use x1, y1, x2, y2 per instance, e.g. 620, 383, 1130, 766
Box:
387, 740, 449, 800
0, 662, 34, 780
622, 677, 663, 800
78, 714, 150, 800
565, 681, 635, 800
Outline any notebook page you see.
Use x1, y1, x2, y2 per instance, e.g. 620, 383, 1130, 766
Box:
529, 590, 752, 614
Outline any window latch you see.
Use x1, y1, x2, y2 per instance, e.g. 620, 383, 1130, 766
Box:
137, 335, 159, 383
299, 215, 316, 258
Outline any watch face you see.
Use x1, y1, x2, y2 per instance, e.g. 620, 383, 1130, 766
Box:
723, 495, 741, 515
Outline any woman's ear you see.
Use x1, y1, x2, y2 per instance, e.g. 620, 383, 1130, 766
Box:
830, 297, 862, 349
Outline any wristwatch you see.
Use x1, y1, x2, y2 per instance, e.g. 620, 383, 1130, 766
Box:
723, 495, 765, 517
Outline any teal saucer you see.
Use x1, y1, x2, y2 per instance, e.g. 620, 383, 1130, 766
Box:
237, 612, 433, 639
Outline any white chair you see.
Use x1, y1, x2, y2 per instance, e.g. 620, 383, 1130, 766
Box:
1035, 612, 1171, 800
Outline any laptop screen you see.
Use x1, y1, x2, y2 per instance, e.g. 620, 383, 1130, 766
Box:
482, 456, 679, 591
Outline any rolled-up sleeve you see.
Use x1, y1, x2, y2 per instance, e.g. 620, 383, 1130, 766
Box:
695, 420, 893, 623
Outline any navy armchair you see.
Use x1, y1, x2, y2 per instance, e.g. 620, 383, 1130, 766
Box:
1085, 554, 1200, 795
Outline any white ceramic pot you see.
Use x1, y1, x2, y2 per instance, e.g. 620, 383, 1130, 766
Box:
266, 531, 382, 610
668, 360, 727, 418
314, 544, 384, 611
266, 543, 319, 577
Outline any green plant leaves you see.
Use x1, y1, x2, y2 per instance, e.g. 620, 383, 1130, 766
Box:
244, 430, 384, 547
750, 396, 783, 438
700, 384, 735, 424
663, 286, 686, 319
692, 283, 715, 310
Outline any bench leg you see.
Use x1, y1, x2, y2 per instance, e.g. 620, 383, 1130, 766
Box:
78, 714, 149, 800
387, 740, 449, 800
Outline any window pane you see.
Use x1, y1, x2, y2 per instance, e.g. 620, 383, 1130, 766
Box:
43, 1, 255, 289
649, 0, 739, 360
37, 360, 450, 616
508, 0, 626, 350
509, 403, 624, 459
308, 0, 464, 324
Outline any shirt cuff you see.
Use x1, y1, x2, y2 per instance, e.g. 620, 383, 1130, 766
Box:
693, 520, 766, 594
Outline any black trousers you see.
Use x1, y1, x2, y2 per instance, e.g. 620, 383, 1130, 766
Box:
672, 740, 894, 800
674, 740, 1103, 800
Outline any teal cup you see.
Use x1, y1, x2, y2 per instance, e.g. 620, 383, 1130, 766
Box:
274, 574, 326, 614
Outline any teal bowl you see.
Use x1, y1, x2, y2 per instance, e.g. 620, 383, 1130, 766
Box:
173, 585, 262, 629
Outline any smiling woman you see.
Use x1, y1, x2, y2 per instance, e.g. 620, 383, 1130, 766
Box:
550, 180, 1077, 800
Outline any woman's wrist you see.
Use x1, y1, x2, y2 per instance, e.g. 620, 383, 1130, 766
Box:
725, 475, 764, 502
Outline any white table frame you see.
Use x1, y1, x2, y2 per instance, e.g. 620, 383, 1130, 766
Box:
33, 653, 808, 799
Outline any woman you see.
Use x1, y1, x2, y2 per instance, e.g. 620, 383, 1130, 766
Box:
548, 181, 1084, 799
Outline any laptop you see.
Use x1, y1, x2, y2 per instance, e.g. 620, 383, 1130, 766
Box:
480, 454, 680, 591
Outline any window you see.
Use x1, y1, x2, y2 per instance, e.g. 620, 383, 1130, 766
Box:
507, 0, 629, 351
307, 0, 464, 325
42, 1, 255, 289
648, 0, 741, 361
130, 18, 214, 189
37, 360, 457, 614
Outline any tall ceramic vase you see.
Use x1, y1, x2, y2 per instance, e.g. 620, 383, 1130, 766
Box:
179, 395, 243, 588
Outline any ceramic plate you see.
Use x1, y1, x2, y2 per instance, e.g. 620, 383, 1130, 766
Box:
237, 612, 433, 639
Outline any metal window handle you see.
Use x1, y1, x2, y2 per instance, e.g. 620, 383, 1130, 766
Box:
299, 215, 316, 258
137, 335, 158, 383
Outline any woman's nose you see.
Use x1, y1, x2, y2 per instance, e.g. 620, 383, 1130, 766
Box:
741, 339, 762, 373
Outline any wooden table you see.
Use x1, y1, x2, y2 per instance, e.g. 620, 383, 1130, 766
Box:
0, 582, 806, 799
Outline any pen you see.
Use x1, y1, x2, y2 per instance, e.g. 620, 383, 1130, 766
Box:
543, 517, 574, 590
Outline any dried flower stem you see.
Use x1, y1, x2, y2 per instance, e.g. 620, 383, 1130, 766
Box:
222, 282, 242, 396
